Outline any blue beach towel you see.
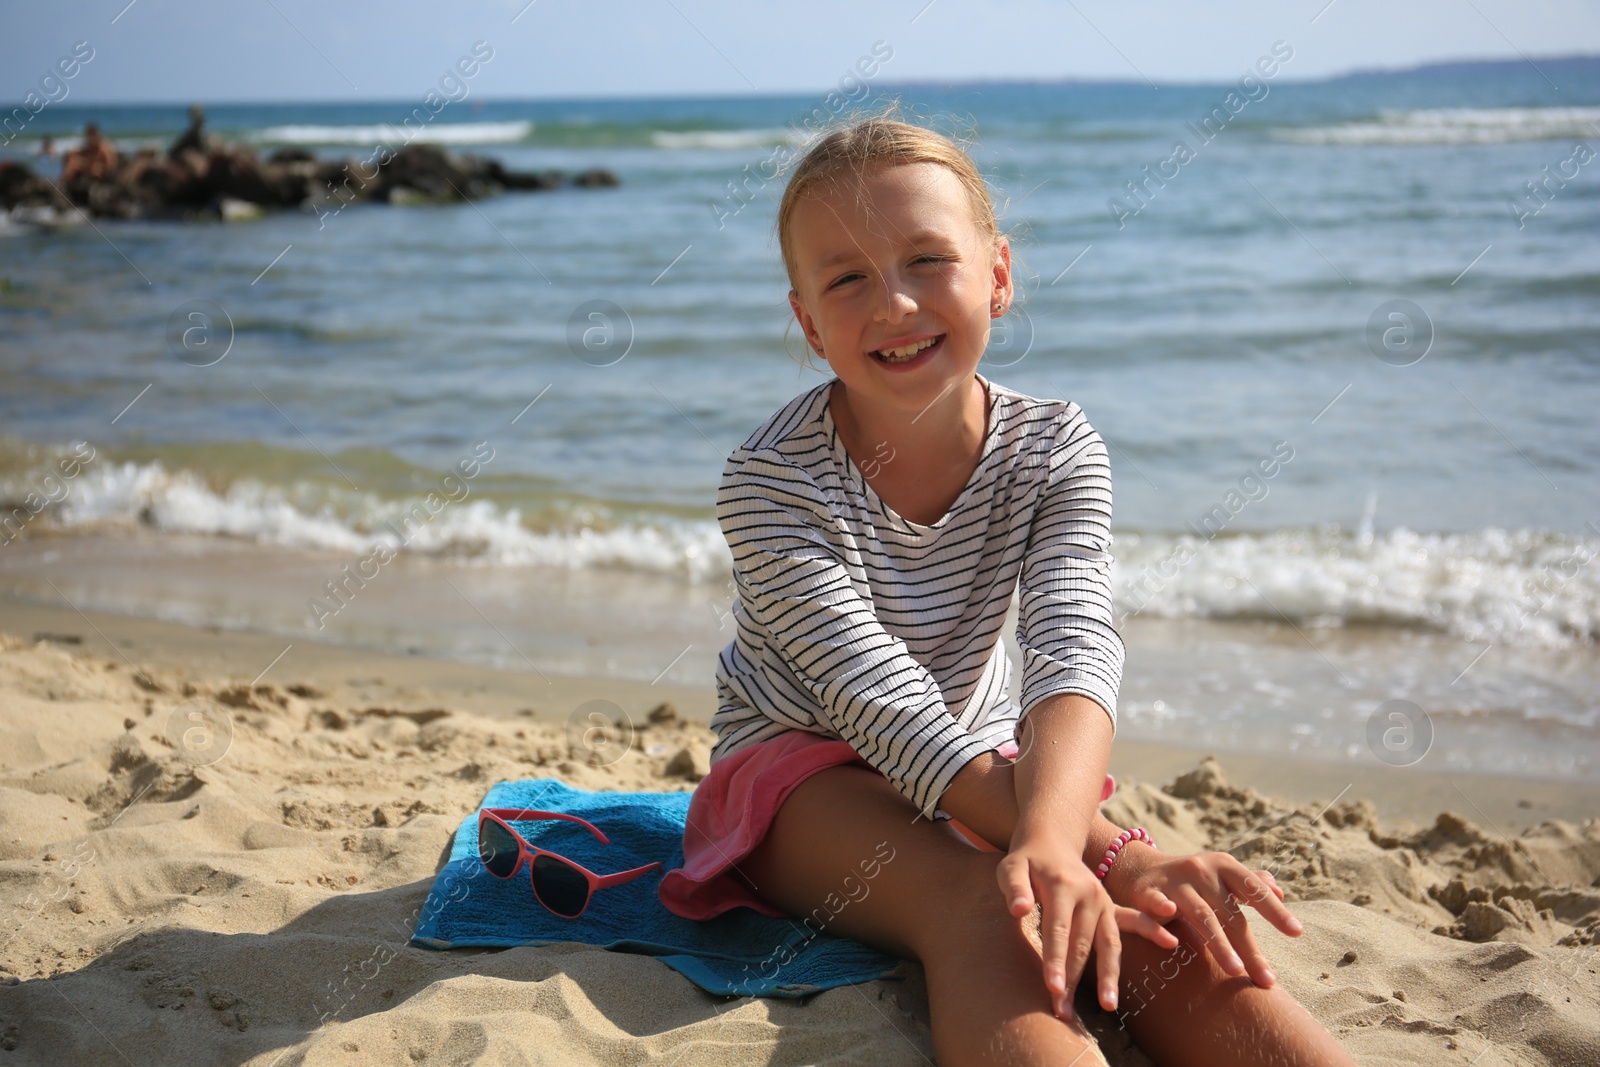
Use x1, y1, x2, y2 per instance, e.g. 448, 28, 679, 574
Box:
410, 777, 908, 998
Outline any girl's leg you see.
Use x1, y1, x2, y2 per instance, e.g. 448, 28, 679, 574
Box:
1095, 916, 1358, 1067
740, 763, 1111, 1067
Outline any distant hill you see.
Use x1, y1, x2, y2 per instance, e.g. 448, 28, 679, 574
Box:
876, 54, 1600, 92
1324, 54, 1599, 82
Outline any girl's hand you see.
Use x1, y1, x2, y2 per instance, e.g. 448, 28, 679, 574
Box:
1105, 847, 1300, 989
996, 828, 1181, 1020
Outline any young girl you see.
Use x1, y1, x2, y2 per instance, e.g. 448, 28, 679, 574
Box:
659, 114, 1357, 1067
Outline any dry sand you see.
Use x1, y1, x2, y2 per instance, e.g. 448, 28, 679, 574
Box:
0, 611, 1596, 1066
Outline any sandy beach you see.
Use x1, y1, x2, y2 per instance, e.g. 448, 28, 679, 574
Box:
0, 600, 1595, 1066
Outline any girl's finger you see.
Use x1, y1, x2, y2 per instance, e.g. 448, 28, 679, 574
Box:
1055, 893, 1100, 1020
1113, 904, 1179, 949
1035, 875, 1076, 1008
1215, 890, 1275, 988
1094, 904, 1123, 1012
1180, 888, 1246, 978
1230, 866, 1282, 909
998, 857, 1036, 919
1224, 865, 1303, 937
1138, 885, 1179, 919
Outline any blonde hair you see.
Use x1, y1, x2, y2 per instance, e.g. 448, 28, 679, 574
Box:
776, 105, 1005, 372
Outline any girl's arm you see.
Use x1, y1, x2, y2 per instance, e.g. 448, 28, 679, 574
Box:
940, 697, 1307, 1004
943, 755, 1152, 897
1007, 694, 1296, 969
941, 696, 1169, 1018
1011, 693, 1114, 856
936, 693, 1129, 871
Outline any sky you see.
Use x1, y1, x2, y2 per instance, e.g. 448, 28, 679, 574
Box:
4, 0, 1598, 104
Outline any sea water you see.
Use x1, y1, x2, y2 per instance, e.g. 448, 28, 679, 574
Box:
3, 60, 1597, 781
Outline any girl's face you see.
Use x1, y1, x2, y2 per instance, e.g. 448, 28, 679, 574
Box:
787, 161, 1010, 417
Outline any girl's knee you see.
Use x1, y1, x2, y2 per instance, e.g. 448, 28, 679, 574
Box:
909, 856, 1035, 957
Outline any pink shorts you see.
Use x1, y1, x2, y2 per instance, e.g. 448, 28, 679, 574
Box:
658, 729, 1110, 922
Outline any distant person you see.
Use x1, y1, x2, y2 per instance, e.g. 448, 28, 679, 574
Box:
169, 103, 226, 181
34, 135, 59, 166
168, 103, 215, 160
59, 123, 119, 183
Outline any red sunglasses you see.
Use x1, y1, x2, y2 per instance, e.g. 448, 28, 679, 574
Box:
476, 807, 661, 919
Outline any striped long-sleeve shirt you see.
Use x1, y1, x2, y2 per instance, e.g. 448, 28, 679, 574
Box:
708, 373, 1125, 821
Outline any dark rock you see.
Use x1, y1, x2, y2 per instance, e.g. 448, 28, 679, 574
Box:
267, 146, 317, 165
375, 144, 488, 202
14, 114, 618, 224
572, 167, 620, 188
0, 161, 71, 212
500, 167, 563, 191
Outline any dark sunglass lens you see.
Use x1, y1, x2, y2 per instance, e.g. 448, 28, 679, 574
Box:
531, 854, 589, 917
478, 819, 521, 878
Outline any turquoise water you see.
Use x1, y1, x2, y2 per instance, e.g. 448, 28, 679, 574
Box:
2, 62, 1598, 777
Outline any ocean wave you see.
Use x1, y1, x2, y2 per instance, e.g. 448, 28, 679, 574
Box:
7, 459, 730, 583
1113, 526, 1600, 647
247, 120, 535, 146
8, 455, 1597, 644
1274, 106, 1600, 145
649, 127, 812, 150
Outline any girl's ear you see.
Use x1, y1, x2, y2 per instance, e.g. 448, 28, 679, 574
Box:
788, 287, 825, 356
991, 236, 1013, 309
985, 236, 1011, 313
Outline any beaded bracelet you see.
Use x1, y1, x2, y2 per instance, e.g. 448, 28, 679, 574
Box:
1094, 827, 1155, 880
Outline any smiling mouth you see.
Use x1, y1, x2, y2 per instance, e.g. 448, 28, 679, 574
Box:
872, 335, 942, 363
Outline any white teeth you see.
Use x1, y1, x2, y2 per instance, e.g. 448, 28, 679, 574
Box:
875, 337, 937, 362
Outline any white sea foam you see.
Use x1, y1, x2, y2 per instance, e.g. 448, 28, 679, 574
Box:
248, 120, 534, 146
649, 127, 811, 150
11, 459, 1598, 644
19, 460, 731, 583
53, 462, 376, 554
1274, 106, 1600, 145
1113, 526, 1600, 648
